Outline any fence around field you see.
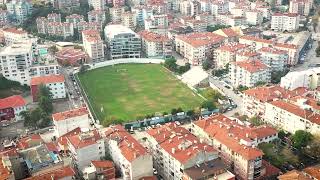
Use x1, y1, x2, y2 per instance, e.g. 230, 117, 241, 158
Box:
85, 58, 165, 70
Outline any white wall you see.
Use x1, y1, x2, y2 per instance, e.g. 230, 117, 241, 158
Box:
54, 114, 91, 137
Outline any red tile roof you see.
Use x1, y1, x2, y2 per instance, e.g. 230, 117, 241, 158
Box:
221, 28, 239, 37
138, 30, 170, 42
236, 50, 260, 57
240, 35, 298, 50
3, 28, 27, 34
104, 125, 148, 162
25, 166, 75, 180
45, 142, 59, 152
147, 123, 216, 164
0, 156, 12, 180
30, 75, 65, 86
217, 43, 248, 52
58, 127, 82, 148
278, 170, 311, 180
52, 107, 89, 121
177, 32, 225, 48
273, 12, 299, 17
303, 166, 320, 179
82, 29, 102, 42
67, 130, 101, 149
243, 85, 304, 102
0, 95, 26, 109
91, 160, 114, 168
194, 114, 272, 160
234, 60, 268, 73
270, 100, 320, 125
17, 134, 43, 149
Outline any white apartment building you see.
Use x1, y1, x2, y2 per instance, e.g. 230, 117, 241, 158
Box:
264, 100, 320, 134
53, 0, 80, 10
257, 47, 288, 71
191, 114, 278, 180
65, 14, 84, 27
47, 13, 61, 22
215, 43, 248, 69
121, 12, 137, 30
82, 29, 105, 62
88, 0, 105, 10
52, 107, 92, 137
180, 0, 200, 16
67, 130, 105, 171
0, 43, 33, 85
104, 24, 141, 59
88, 10, 106, 26
271, 13, 300, 32
280, 67, 320, 90
239, 36, 299, 65
144, 14, 169, 30
109, 7, 125, 23
103, 125, 153, 180
235, 50, 261, 62
30, 74, 66, 101
6, 0, 32, 23
289, 0, 312, 16
131, 7, 153, 25
175, 32, 225, 65
245, 10, 263, 26
229, 60, 270, 88
0, 10, 8, 26
2, 28, 28, 45
146, 123, 235, 180
138, 30, 172, 58
47, 22, 74, 38
242, 85, 304, 118
77, 21, 102, 33
210, 1, 228, 16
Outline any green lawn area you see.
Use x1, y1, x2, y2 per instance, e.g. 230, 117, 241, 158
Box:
78, 64, 204, 124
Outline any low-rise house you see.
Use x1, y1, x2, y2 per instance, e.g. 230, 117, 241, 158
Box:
52, 107, 91, 137
191, 114, 278, 180
103, 125, 153, 180
55, 48, 88, 66
229, 60, 270, 88
145, 122, 235, 180
25, 166, 76, 180
83, 160, 116, 180
0, 95, 26, 121
17, 134, 43, 150
30, 74, 66, 102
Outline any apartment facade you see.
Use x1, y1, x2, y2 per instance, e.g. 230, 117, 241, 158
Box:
103, 125, 153, 180
138, 30, 172, 58
257, 47, 288, 71
229, 60, 270, 88
280, 67, 320, 90
271, 13, 299, 32
6, 0, 32, 23
88, 10, 106, 26
191, 114, 278, 180
0, 95, 26, 121
215, 43, 248, 69
30, 74, 66, 102
105, 24, 141, 59
88, 0, 105, 10
2, 28, 28, 45
245, 10, 263, 26
52, 107, 91, 137
82, 29, 105, 62
289, 0, 312, 16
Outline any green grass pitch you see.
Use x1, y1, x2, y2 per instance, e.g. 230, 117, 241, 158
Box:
78, 64, 203, 124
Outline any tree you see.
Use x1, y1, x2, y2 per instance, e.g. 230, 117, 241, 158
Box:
291, 130, 313, 149
303, 135, 320, 158
237, 85, 249, 92
171, 108, 178, 115
249, 116, 263, 126
207, 25, 231, 32
271, 69, 289, 84
48, 46, 58, 55
38, 84, 53, 114
20, 111, 32, 127
202, 60, 211, 71
255, 81, 266, 87
201, 100, 216, 111
164, 58, 178, 72
203, 89, 222, 101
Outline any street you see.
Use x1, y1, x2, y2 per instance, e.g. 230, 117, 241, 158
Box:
291, 40, 319, 71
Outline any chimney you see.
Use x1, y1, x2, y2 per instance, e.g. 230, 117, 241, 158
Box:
163, 134, 166, 139
204, 145, 207, 151
131, 143, 134, 149
172, 148, 176, 154
133, 152, 137, 158
246, 133, 249, 138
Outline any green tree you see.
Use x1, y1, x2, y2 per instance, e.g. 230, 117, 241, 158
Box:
164, 58, 178, 72
291, 130, 313, 149
249, 116, 263, 126
303, 135, 320, 158
271, 69, 289, 84
48, 46, 58, 55
202, 60, 211, 70
171, 108, 178, 115
255, 81, 266, 86
237, 85, 249, 92
203, 89, 222, 101
38, 84, 53, 114
207, 25, 231, 32
201, 100, 216, 111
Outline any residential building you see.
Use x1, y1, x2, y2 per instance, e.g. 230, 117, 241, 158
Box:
47, 22, 74, 38
30, 74, 66, 102
180, 18, 207, 32
242, 85, 304, 118
0, 95, 26, 121
215, 43, 248, 69
0, 43, 33, 85
103, 125, 153, 179
36, 17, 47, 34
47, 13, 61, 22
121, 12, 137, 30
195, 12, 215, 26
280, 67, 320, 90
239, 36, 299, 65
146, 122, 235, 180
229, 60, 270, 88
104, 24, 141, 59
6, 0, 32, 23
278, 166, 320, 180
65, 14, 84, 27
257, 47, 288, 71
180, 0, 200, 16
245, 10, 263, 26
264, 99, 320, 134
271, 13, 300, 32
82, 29, 105, 62
213, 27, 240, 43
88, 0, 106, 10
144, 14, 169, 30
131, 6, 153, 25
88, 10, 106, 26
112, 0, 125, 7
56, 48, 88, 66
175, 32, 225, 65
109, 6, 125, 23
210, 1, 228, 16
2, 28, 28, 45
83, 160, 116, 180
289, 0, 312, 16
52, 0, 80, 10
235, 50, 261, 62
138, 30, 172, 58
17, 134, 43, 150
0, 10, 9, 26
67, 130, 105, 170
25, 166, 76, 180
77, 21, 102, 33
52, 107, 92, 137
191, 114, 278, 180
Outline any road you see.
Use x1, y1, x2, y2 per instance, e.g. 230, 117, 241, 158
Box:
208, 76, 243, 116
291, 40, 318, 71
